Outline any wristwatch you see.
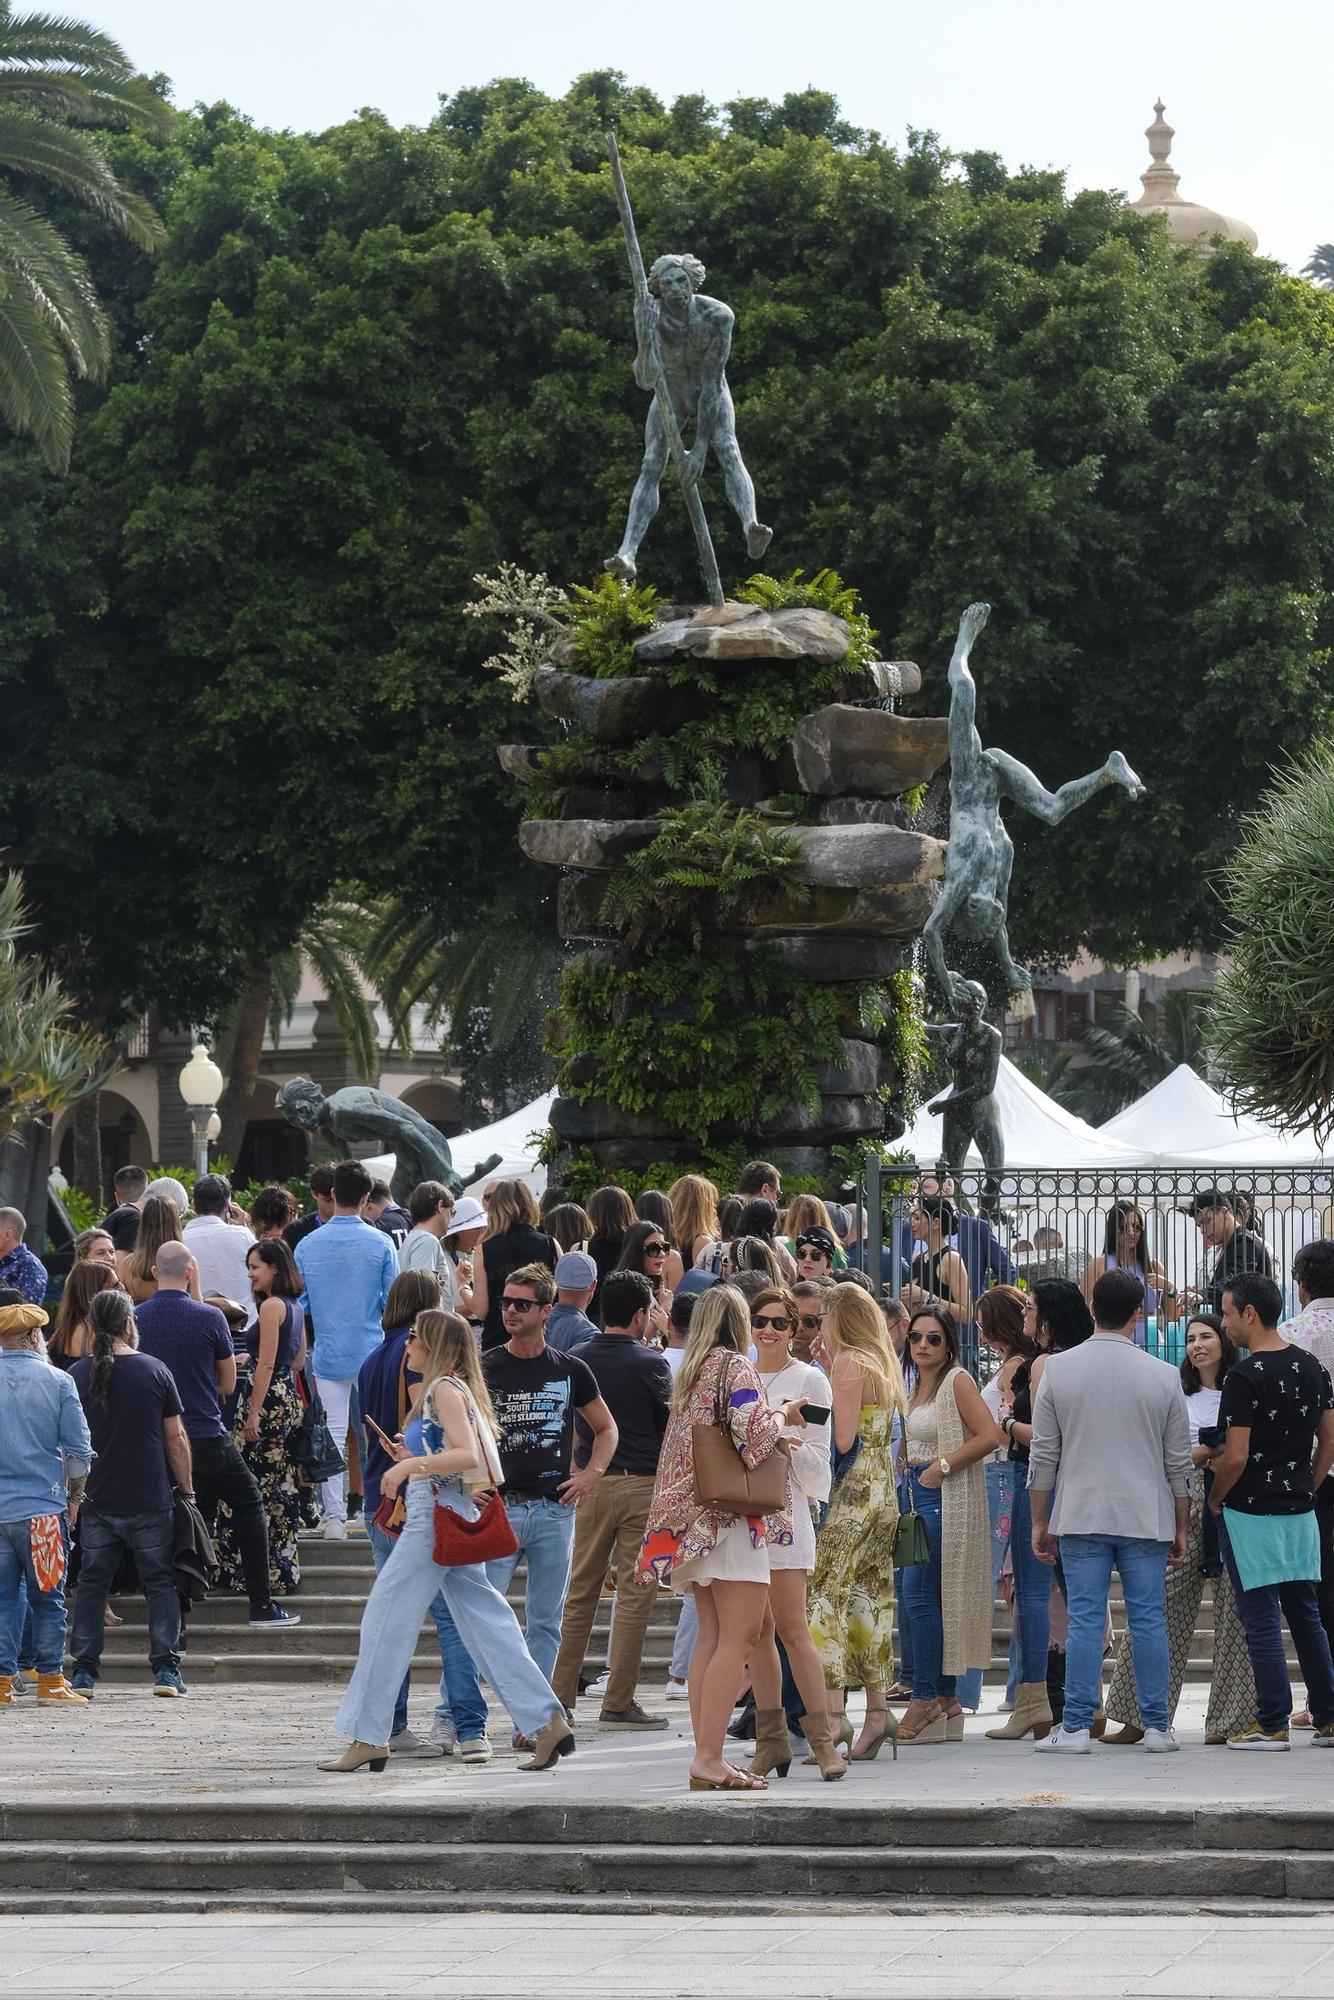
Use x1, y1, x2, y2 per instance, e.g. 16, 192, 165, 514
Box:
938, 1457, 953, 1478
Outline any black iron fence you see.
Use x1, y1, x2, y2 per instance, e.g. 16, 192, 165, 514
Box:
857, 1156, 1334, 1376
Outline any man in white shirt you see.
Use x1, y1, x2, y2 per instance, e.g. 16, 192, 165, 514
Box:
182, 1174, 256, 1323
398, 1182, 456, 1304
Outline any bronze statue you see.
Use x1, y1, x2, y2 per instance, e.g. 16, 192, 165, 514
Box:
925, 979, 1005, 1216
921, 601, 1144, 1012
275, 1078, 494, 1203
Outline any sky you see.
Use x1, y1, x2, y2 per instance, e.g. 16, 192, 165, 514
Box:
91, 0, 1330, 274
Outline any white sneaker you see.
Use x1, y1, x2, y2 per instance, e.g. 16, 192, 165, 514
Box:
664, 1678, 690, 1701
323, 1519, 348, 1541
587, 1671, 609, 1696
1142, 1726, 1180, 1754
1034, 1724, 1091, 1755
458, 1735, 492, 1765
428, 1715, 457, 1755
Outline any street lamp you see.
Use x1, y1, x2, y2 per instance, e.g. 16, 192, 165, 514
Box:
179, 1044, 224, 1181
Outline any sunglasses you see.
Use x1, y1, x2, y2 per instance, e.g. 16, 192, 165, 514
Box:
798, 1314, 825, 1331
501, 1297, 539, 1313
910, 1330, 945, 1347
644, 1242, 669, 1255
752, 1313, 791, 1331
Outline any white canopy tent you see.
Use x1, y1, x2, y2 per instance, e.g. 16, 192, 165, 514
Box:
451, 1089, 556, 1197
1100, 1064, 1277, 1161
900, 1054, 1157, 1171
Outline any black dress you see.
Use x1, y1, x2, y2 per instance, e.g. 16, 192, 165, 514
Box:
480, 1224, 558, 1349
909, 1247, 959, 1306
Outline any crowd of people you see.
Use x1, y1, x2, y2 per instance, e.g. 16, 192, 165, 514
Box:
3, 1156, 1334, 1791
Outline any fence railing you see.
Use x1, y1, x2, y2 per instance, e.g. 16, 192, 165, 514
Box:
856, 1156, 1334, 1377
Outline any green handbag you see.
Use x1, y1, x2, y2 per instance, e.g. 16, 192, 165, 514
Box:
892, 1507, 931, 1567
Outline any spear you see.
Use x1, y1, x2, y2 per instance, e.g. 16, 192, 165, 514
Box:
605, 127, 724, 608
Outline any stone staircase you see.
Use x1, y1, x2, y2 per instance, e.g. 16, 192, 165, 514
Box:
3, 1797, 1331, 1913
82, 1531, 1300, 1684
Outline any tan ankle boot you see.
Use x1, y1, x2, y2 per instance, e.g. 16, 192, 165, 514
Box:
985, 1681, 1054, 1740
800, 1708, 848, 1781
36, 1674, 88, 1708
748, 1705, 793, 1779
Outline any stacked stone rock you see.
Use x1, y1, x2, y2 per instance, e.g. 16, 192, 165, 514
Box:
500, 601, 949, 1184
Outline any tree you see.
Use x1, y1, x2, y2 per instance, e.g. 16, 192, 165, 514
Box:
0, 4, 171, 469
1045, 991, 1209, 1125
1208, 745, 1334, 1143
1304, 245, 1334, 287
3, 79, 1334, 1037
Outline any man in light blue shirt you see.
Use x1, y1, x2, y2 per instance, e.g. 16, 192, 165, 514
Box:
295, 1160, 397, 1540
0, 1293, 93, 1704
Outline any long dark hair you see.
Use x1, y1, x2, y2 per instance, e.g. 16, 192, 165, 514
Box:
247, 1236, 301, 1299
587, 1184, 635, 1247
635, 1189, 674, 1233
976, 1285, 1035, 1360
1030, 1278, 1094, 1354
907, 1304, 961, 1380
617, 1218, 672, 1276
87, 1288, 136, 1407
1179, 1313, 1238, 1395
1104, 1199, 1148, 1275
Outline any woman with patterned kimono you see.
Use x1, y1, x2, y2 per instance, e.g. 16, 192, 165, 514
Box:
215, 1239, 306, 1598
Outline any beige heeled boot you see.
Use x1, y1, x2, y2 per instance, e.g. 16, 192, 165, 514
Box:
801, 1709, 849, 1780
985, 1681, 1054, 1741
748, 1706, 793, 1780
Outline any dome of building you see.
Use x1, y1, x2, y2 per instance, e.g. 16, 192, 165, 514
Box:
1127, 100, 1258, 253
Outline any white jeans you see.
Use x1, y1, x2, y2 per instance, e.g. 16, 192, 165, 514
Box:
315, 1375, 355, 1523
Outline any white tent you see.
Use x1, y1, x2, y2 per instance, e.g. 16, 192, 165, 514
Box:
452, 1089, 556, 1196
900, 1055, 1156, 1170
1100, 1064, 1275, 1160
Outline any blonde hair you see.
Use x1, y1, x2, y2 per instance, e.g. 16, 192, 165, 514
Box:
671, 1282, 751, 1412
669, 1174, 720, 1255
824, 1283, 906, 1412
783, 1194, 836, 1242
124, 1196, 184, 1292
411, 1308, 497, 1432
483, 1177, 540, 1239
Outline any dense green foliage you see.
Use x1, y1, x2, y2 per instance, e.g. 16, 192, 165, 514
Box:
2, 74, 1333, 1034
1209, 746, 1334, 1143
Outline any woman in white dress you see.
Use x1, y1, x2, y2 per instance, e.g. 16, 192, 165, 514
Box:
744, 1285, 844, 1780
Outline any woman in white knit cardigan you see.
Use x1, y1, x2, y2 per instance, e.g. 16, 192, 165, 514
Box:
897, 1307, 1003, 1744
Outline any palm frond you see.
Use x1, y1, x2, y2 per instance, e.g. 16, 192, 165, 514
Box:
0, 114, 163, 246
0, 277, 72, 467
0, 13, 138, 73
0, 182, 107, 369
297, 916, 380, 1082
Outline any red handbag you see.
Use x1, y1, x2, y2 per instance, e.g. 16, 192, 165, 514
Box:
432, 1487, 518, 1568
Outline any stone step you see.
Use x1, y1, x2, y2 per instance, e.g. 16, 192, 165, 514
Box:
126, 1592, 679, 1632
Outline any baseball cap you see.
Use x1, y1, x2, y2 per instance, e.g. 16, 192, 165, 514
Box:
555, 1250, 597, 1289
675, 1267, 718, 1298
824, 1202, 852, 1242
444, 1195, 486, 1236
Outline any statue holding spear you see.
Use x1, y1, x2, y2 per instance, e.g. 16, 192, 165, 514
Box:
604, 129, 771, 605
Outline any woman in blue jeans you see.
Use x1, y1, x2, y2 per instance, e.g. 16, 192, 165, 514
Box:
990, 1281, 1094, 1740
956, 1286, 1033, 1715
897, 1309, 1002, 1745
321, 1310, 572, 1775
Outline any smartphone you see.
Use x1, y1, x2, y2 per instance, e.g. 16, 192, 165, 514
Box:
798, 1402, 829, 1424
364, 1414, 396, 1449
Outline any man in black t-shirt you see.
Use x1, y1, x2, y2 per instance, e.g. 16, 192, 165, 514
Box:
69, 1309, 195, 1697
1209, 1273, 1334, 1748
553, 1268, 673, 1727
480, 1262, 616, 1744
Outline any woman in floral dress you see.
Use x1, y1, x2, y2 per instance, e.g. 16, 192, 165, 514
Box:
216, 1238, 306, 1597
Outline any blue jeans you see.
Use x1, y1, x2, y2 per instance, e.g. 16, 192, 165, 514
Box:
334, 1477, 562, 1749
0, 1519, 67, 1676
485, 1497, 575, 1684
1060, 1534, 1169, 1733
899, 1470, 957, 1702
1010, 1478, 1054, 1682
366, 1519, 489, 1741
1220, 1513, 1334, 1732
69, 1508, 180, 1677
956, 1461, 1020, 1709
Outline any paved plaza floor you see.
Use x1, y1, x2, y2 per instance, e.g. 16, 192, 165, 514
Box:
9, 1909, 1334, 1999
0, 1680, 1329, 1815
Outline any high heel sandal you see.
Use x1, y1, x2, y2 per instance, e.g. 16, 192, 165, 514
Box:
850, 1711, 900, 1762
519, 1712, 576, 1771
689, 1767, 767, 1791
317, 1741, 389, 1773
899, 1701, 947, 1746
944, 1707, 965, 1743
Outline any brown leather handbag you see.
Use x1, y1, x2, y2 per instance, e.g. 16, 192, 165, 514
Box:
692, 1359, 790, 1515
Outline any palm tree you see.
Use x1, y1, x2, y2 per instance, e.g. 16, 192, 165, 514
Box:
1304, 245, 1334, 288
0, 868, 117, 1150
0, 5, 172, 471
1047, 990, 1209, 1126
